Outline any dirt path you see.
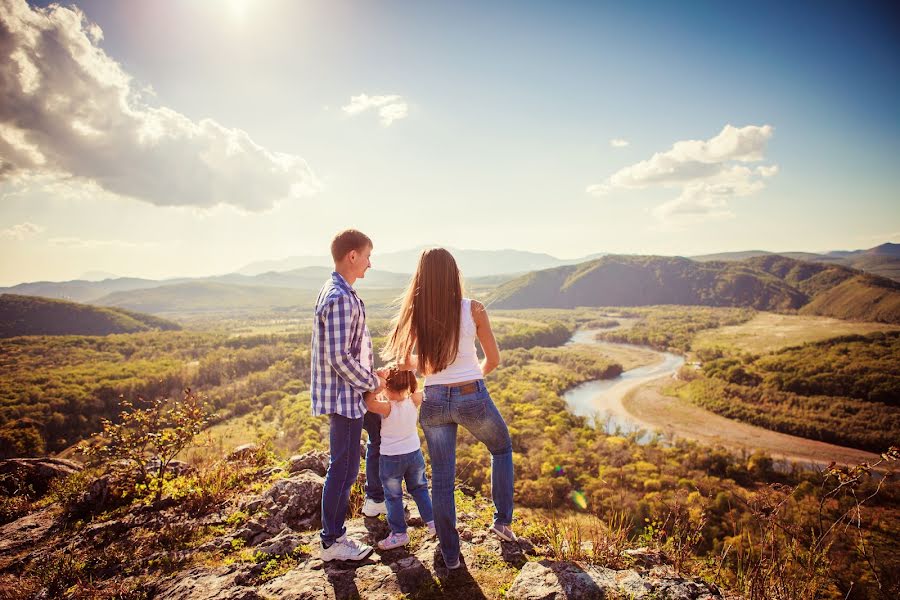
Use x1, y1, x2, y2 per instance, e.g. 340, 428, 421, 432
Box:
623, 378, 881, 468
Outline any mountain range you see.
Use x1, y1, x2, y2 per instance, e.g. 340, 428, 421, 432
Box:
1, 244, 897, 317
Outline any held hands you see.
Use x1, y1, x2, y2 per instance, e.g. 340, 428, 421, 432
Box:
373, 374, 387, 394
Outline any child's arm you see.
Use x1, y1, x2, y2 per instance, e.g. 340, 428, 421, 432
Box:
365, 391, 392, 417
411, 390, 423, 408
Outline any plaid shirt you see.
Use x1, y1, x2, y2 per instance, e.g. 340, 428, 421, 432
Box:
310, 271, 378, 418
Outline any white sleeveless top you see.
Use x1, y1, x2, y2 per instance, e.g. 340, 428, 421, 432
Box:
424, 298, 483, 386
380, 397, 421, 456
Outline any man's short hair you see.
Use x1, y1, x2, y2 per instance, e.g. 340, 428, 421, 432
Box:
331, 229, 372, 262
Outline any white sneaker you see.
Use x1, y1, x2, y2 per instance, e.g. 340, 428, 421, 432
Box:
321, 536, 373, 561
426, 520, 436, 537
362, 498, 387, 517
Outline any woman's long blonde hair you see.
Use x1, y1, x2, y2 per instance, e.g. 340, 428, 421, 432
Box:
382, 248, 464, 375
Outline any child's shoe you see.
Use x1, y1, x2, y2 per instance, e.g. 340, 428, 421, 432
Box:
377, 531, 410, 550
489, 522, 518, 542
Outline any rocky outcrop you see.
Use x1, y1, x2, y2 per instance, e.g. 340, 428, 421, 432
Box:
1, 451, 736, 600
0, 458, 82, 497
235, 470, 325, 546
506, 560, 724, 600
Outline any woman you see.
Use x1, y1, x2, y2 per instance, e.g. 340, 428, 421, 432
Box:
382, 248, 515, 570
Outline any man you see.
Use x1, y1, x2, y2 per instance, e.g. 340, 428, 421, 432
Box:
311, 229, 385, 561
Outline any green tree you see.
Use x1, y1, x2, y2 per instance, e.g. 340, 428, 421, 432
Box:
81, 389, 211, 501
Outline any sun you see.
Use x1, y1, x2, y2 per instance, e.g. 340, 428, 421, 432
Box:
227, 0, 252, 21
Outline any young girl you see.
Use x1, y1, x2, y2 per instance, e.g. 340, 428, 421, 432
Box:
365, 368, 436, 550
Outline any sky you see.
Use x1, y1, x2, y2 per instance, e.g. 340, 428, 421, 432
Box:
1, 0, 899, 286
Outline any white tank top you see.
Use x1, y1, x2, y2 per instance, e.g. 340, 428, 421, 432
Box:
380, 397, 422, 456
425, 298, 483, 386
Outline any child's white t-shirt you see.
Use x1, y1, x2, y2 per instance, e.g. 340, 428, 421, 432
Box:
380, 397, 421, 456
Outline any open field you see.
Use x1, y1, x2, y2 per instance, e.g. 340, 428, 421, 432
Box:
692, 312, 900, 356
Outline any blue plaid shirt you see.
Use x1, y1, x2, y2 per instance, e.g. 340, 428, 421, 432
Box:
310, 271, 378, 418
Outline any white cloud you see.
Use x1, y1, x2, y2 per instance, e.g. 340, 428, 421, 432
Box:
588, 124, 777, 225
342, 94, 409, 126
48, 237, 157, 249
609, 138, 629, 148
0, 0, 318, 211
0, 221, 44, 240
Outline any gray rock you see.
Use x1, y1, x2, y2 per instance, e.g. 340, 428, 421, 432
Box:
288, 451, 329, 476
0, 458, 83, 498
226, 443, 260, 462
506, 560, 724, 600
154, 565, 261, 600
254, 529, 306, 556
239, 471, 324, 546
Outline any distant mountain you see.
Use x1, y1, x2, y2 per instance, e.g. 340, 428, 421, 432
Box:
488, 255, 900, 323
0, 277, 171, 303
94, 282, 314, 314
78, 270, 119, 281
0, 294, 181, 337
691, 243, 900, 282
237, 247, 598, 278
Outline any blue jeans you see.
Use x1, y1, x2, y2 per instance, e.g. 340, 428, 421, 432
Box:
379, 448, 434, 534
320, 414, 364, 546
363, 411, 385, 502
420, 380, 514, 564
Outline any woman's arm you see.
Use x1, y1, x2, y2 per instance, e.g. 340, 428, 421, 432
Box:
472, 300, 500, 376
364, 391, 392, 417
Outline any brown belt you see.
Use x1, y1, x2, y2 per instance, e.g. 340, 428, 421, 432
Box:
447, 380, 479, 395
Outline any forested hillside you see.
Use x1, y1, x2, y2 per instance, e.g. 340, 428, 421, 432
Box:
489, 255, 900, 323
676, 331, 900, 451
0, 294, 180, 338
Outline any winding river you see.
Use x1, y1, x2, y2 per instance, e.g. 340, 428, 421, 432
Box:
562, 329, 881, 467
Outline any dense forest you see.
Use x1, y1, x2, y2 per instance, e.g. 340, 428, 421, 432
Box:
0, 314, 579, 458
675, 331, 900, 451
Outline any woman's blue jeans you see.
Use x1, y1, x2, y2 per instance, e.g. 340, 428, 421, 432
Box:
420, 379, 514, 565
379, 448, 434, 534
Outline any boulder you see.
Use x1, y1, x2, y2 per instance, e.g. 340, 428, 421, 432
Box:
237, 471, 324, 546
0, 458, 82, 498
287, 451, 329, 476
226, 443, 260, 462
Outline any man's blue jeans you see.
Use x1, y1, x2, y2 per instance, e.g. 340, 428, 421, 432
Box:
420, 380, 514, 565
379, 448, 434, 533
320, 413, 363, 546
363, 411, 385, 502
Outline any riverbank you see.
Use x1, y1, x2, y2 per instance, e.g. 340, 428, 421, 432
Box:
562, 327, 882, 468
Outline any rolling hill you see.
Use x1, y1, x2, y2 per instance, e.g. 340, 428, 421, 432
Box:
488, 255, 900, 323
0, 294, 181, 337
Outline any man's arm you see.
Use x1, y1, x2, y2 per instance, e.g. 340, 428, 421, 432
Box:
322, 295, 381, 392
